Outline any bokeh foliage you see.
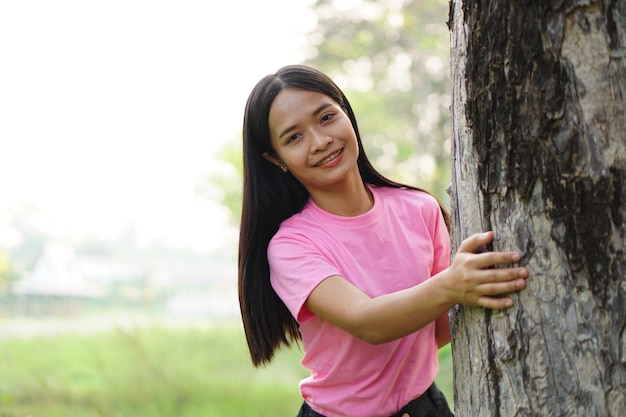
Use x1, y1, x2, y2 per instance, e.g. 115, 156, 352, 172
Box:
304, 0, 451, 202
212, 0, 452, 223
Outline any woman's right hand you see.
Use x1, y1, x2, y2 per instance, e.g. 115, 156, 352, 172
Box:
443, 231, 529, 309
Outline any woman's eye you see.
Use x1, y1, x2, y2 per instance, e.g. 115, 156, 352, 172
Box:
321, 113, 334, 123
287, 133, 300, 143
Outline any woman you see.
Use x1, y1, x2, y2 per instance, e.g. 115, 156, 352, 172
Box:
238, 65, 528, 417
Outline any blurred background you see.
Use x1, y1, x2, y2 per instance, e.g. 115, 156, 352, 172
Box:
0, 0, 452, 415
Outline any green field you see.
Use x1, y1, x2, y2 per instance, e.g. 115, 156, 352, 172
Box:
0, 319, 453, 416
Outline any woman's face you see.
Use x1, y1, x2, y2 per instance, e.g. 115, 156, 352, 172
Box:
264, 88, 360, 194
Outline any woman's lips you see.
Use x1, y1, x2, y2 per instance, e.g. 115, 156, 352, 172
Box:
315, 148, 343, 167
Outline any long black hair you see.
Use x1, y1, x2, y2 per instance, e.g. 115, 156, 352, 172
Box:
239, 64, 450, 366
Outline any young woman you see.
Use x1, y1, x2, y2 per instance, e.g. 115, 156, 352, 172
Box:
238, 65, 528, 417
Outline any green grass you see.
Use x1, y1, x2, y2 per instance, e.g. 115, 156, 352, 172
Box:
0, 320, 453, 416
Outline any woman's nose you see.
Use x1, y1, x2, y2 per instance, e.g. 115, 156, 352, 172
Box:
311, 130, 332, 151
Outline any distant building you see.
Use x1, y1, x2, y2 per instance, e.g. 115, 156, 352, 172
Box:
11, 244, 106, 298
10, 243, 238, 317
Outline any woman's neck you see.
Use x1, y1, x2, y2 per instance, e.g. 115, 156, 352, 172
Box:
309, 180, 374, 217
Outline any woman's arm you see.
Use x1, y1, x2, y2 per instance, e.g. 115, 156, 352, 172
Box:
305, 232, 528, 344
435, 312, 451, 348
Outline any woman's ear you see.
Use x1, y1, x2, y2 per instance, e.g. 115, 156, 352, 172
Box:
262, 152, 288, 173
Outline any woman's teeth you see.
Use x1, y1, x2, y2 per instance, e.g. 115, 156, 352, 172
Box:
317, 149, 341, 166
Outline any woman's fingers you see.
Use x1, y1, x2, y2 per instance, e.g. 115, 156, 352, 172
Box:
457, 231, 494, 253
458, 232, 524, 270
471, 251, 522, 269
476, 276, 527, 296
476, 250, 521, 266
451, 231, 530, 309
476, 264, 528, 284
477, 296, 515, 309
455, 253, 528, 286
470, 268, 528, 309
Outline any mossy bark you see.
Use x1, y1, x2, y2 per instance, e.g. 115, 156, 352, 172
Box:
448, 1, 626, 416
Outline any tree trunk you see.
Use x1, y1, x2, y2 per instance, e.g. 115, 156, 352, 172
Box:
448, 1, 626, 416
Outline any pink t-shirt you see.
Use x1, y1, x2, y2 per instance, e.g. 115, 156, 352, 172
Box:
268, 185, 450, 417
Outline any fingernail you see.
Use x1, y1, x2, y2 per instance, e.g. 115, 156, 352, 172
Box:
511, 253, 521, 262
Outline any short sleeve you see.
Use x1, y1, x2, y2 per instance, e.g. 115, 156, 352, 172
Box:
268, 232, 340, 322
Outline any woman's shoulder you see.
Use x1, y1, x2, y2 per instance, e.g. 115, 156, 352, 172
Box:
374, 186, 445, 229
270, 202, 320, 241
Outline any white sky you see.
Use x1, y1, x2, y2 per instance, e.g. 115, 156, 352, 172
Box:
0, 0, 315, 252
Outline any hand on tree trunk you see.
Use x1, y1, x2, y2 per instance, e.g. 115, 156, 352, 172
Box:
440, 231, 528, 309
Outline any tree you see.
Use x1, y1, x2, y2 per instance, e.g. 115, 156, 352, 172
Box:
448, 1, 626, 416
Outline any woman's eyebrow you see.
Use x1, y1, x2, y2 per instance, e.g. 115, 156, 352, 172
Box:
278, 124, 297, 140
277, 103, 334, 139
312, 103, 332, 117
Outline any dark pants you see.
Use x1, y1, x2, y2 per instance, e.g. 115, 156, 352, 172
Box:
296, 383, 454, 417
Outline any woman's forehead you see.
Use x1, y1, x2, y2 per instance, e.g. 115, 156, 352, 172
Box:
269, 89, 334, 124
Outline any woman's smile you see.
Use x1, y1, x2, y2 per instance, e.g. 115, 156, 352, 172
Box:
315, 148, 344, 168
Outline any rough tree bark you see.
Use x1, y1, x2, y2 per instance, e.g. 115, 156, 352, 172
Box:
448, 1, 626, 416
